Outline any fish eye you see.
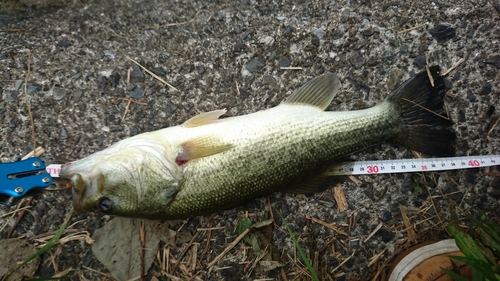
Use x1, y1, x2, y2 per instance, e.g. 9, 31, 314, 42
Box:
98, 197, 113, 212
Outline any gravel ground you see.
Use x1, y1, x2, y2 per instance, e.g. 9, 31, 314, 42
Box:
1, 0, 499, 280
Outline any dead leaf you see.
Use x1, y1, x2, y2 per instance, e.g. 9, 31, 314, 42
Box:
91, 218, 166, 281
0, 238, 40, 281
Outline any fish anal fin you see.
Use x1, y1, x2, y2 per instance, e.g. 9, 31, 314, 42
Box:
287, 175, 343, 195
282, 73, 341, 111
176, 135, 233, 165
182, 109, 227, 128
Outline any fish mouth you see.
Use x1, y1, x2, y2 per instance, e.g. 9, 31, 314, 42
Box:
67, 171, 104, 212
69, 173, 87, 212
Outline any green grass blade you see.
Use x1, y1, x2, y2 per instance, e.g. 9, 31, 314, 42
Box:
441, 267, 473, 281
275, 209, 319, 281
3, 208, 74, 281
449, 256, 497, 281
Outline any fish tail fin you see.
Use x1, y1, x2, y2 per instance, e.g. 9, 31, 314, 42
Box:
386, 66, 456, 156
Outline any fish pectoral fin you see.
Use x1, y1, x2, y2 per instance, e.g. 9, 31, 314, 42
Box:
176, 135, 234, 164
282, 72, 341, 111
182, 109, 227, 128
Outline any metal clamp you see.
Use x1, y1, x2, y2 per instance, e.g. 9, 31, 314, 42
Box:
0, 157, 53, 206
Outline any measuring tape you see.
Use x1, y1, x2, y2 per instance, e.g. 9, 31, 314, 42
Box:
46, 155, 499, 178
326, 155, 500, 176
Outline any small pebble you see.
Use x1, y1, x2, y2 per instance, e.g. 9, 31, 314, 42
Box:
151, 68, 166, 76
349, 51, 365, 69
312, 28, 325, 39
96, 75, 107, 92
109, 73, 120, 88
363, 29, 374, 36
414, 56, 426, 67
53, 87, 69, 101
26, 83, 39, 95
130, 127, 138, 136
130, 64, 145, 82
466, 89, 476, 102
5, 90, 18, 102
73, 90, 83, 101
429, 24, 456, 42
97, 134, 105, 145
14, 80, 23, 90
59, 127, 69, 140
279, 58, 291, 68
478, 83, 492, 95
57, 37, 72, 48
380, 210, 392, 222
382, 50, 392, 60
399, 44, 409, 53
129, 88, 144, 99
239, 89, 249, 99
165, 102, 177, 116
246, 59, 263, 73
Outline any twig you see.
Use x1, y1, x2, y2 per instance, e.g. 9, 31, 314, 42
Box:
171, 231, 201, 273
197, 226, 225, 231
333, 184, 348, 212
0, 198, 25, 234
425, 58, 434, 87
21, 146, 45, 160
488, 116, 500, 136
7, 197, 33, 238
235, 80, 241, 97
126, 56, 178, 91
307, 215, 349, 237
246, 246, 269, 277
200, 223, 212, 261
364, 222, 383, 242
207, 228, 250, 269
331, 250, 356, 273
396, 23, 426, 34
442, 58, 465, 76
367, 247, 387, 267
0, 205, 31, 219
401, 98, 450, 120
423, 175, 443, 227
268, 197, 288, 235
280, 66, 302, 70
82, 265, 111, 277
399, 206, 417, 242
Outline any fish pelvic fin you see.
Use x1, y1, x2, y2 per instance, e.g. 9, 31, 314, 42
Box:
176, 135, 234, 165
387, 66, 456, 156
182, 109, 227, 128
282, 72, 341, 110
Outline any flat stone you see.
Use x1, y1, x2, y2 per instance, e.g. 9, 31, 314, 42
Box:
246, 59, 263, 73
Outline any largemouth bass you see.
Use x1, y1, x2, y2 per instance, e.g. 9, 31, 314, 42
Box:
60, 66, 455, 219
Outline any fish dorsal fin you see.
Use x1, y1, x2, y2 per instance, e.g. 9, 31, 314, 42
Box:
182, 109, 227, 128
176, 135, 234, 165
282, 72, 341, 110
